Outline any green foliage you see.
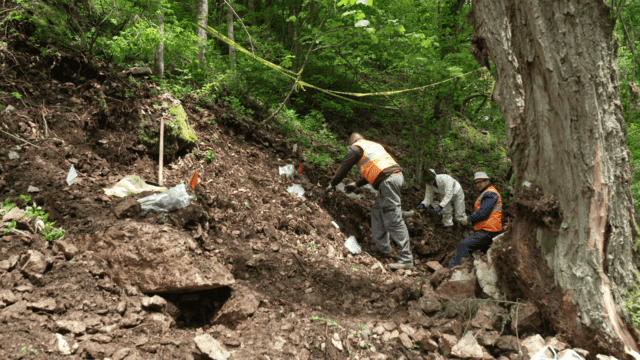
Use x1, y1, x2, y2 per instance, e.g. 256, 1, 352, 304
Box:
3, 220, 16, 235
625, 270, 640, 336
167, 104, 198, 143
1, 198, 15, 216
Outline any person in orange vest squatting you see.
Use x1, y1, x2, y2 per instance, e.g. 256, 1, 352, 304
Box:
325, 132, 414, 270
449, 172, 503, 268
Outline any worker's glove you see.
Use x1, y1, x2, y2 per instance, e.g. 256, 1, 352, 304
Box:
435, 205, 443, 214
344, 182, 357, 193
416, 204, 425, 210
325, 184, 335, 193
460, 217, 469, 226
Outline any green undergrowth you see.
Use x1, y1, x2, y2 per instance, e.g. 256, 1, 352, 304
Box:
431, 116, 511, 203
625, 270, 640, 336
1, 196, 65, 242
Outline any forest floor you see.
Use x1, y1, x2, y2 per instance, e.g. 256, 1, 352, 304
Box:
0, 21, 608, 360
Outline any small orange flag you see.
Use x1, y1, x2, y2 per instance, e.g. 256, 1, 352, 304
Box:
298, 163, 303, 175
190, 172, 198, 189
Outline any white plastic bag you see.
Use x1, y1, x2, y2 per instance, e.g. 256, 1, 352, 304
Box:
345, 236, 362, 254
531, 346, 584, 360
278, 164, 296, 179
137, 183, 194, 213
286, 184, 305, 198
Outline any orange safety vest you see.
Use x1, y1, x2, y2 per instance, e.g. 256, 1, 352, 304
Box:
353, 140, 398, 185
474, 186, 503, 232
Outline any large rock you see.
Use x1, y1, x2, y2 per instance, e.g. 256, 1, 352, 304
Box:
412, 328, 438, 352
521, 335, 552, 360
419, 291, 442, 313
451, 331, 485, 359
56, 320, 86, 334
141, 295, 167, 311
495, 335, 520, 352
0, 289, 19, 304
439, 334, 458, 355
2, 207, 24, 222
114, 198, 142, 219
471, 302, 506, 330
474, 253, 503, 300
54, 240, 78, 260
53, 333, 78, 355
511, 302, 542, 334
210, 286, 259, 325
20, 250, 51, 285
194, 334, 230, 360
437, 267, 477, 300
81, 221, 234, 292
28, 298, 56, 312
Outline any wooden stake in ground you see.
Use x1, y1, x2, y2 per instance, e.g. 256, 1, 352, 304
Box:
159, 116, 164, 186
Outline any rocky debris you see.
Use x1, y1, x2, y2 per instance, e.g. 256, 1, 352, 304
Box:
596, 355, 617, 360
572, 348, 589, 358
27, 185, 41, 192
0, 289, 19, 304
451, 331, 485, 359
112, 347, 132, 360
210, 286, 259, 325
412, 328, 438, 351
28, 297, 56, 311
439, 333, 458, 355
53, 333, 78, 355
471, 302, 505, 330
495, 335, 520, 352
474, 253, 502, 300
56, 320, 87, 334
20, 249, 51, 285
195, 333, 231, 360
399, 332, 413, 348
521, 334, 552, 360
54, 239, 78, 260
2, 207, 24, 222
545, 336, 569, 351
82, 341, 115, 359
476, 331, 500, 346
426, 261, 444, 271
141, 295, 167, 311
114, 197, 142, 218
3, 105, 16, 115
437, 267, 477, 300
419, 291, 442, 313
430, 267, 452, 287
86, 221, 234, 292
511, 302, 542, 334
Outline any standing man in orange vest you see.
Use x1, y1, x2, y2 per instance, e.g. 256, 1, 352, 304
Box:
448, 172, 502, 268
326, 133, 414, 270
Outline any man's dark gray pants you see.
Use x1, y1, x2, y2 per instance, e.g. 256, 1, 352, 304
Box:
371, 173, 412, 263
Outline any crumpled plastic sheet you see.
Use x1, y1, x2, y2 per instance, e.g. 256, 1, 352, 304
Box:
137, 183, 194, 213
286, 184, 305, 198
278, 164, 296, 179
103, 175, 167, 197
66, 165, 77, 186
345, 236, 362, 254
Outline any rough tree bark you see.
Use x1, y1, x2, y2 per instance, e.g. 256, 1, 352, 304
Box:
195, 0, 208, 67
469, 0, 640, 358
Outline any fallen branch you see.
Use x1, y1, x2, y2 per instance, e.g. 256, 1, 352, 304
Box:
0, 128, 40, 148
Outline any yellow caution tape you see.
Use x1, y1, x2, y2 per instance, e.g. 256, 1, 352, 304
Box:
197, 24, 487, 108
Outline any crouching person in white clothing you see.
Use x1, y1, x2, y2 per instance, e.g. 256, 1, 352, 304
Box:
416, 169, 466, 232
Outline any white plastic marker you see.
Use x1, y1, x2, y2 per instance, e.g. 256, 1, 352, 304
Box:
66, 165, 77, 186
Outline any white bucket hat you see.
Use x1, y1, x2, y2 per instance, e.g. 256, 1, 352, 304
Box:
473, 172, 490, 181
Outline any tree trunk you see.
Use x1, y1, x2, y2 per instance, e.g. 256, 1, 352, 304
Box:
227, 2, 236, 69
469, 0, 640, 358
154, 4, 164, 80
196, 0, 208, 67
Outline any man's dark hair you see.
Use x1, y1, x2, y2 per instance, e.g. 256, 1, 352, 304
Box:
348, 132, 365, 146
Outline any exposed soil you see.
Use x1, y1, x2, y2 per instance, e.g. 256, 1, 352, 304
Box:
0, 17, 598, 360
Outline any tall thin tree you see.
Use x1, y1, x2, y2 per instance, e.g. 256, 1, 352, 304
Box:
196, 0, 209, 67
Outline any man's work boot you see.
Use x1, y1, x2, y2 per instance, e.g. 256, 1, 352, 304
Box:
376, 250, 395, 260
389, 261, 414, 270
